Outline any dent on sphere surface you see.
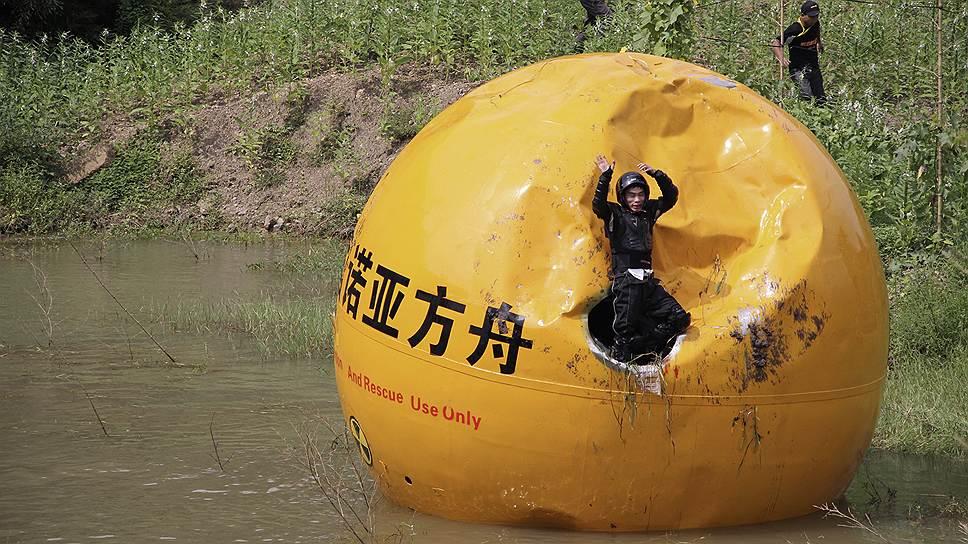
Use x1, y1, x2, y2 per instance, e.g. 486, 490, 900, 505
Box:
336, 53, 888, 531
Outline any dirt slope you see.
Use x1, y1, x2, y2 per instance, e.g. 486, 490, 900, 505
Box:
76, 66, 477, 235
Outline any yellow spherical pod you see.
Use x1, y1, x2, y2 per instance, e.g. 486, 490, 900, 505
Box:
333, 53, 887, 531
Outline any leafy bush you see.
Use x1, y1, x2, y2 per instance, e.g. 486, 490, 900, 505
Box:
379, 95, 440, 144
0, 159, 77, 233
313, 101, 354, 165
314, 189, 367, 239
233, 124, 296, 188
582, 0, 697, 58
890, 252, 968, 361
1, 135, 203, 233
86, 139, 162, 210
284, 82, 311, 130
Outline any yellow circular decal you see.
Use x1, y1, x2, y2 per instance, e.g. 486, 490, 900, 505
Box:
349, 416, 372, 466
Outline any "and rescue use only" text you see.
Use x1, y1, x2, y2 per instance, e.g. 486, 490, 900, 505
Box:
344, 363, 482, 431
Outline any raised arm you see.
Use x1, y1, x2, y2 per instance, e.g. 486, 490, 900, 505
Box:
650, 169, 679, 215
592, 155, 614, 220
636, 162, 678, 216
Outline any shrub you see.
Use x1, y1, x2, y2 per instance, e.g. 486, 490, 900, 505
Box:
233, 124, 296, 189
379, 94, 440, 144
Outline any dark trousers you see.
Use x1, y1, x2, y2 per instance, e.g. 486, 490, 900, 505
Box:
790, 66, 825, 104
580, 0, 611, 25
611, 273, 687, 356
576, 0, 611, 46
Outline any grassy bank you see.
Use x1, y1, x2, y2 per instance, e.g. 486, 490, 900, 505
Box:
875, 251, 968, 457
2, 0, 966, 252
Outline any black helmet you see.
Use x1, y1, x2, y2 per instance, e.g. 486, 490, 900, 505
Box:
616, 171, 649, 205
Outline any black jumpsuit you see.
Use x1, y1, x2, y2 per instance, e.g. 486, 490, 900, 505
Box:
592, 167, 690, 359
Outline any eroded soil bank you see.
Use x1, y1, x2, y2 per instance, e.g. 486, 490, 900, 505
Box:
35, 66, 477, 237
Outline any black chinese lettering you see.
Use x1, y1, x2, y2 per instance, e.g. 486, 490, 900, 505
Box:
361, 265, 410, 337
407, 285, 466, 356
467, 302, 534, 375
342, 245, 373, 319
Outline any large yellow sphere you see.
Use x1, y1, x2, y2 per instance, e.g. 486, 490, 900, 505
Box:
333, 53, 887, 531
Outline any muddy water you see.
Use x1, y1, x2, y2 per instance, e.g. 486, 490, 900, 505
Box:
1, 240, 965, 543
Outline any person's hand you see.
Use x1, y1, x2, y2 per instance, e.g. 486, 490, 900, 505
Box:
637, 161, 655, 175
780, 57, 791, 68
595, 155, 613, 174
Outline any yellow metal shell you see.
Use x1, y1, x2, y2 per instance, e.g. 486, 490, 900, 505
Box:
333, 53, 887, 531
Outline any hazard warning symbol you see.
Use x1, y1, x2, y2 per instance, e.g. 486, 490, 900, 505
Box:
349, 416, 372, 466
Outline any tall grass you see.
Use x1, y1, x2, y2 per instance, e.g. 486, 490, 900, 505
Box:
876, 347, 968, 457
155, 242, 346, 359
159, 295, 335, 359
875, 252, 968, 457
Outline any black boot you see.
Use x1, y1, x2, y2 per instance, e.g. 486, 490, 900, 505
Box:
611, 341, 631, 363
655, 310, 691, 341
630, 335, 660, 358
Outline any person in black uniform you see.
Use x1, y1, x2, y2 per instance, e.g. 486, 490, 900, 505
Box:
592, 154, 691, 363
771, 1, 825, 104
576, 0, 612, 46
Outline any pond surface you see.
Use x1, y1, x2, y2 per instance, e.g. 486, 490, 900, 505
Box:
1, 240, 965, 543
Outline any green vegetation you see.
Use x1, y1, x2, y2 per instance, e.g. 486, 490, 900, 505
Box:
233, 123, 297, 188
379, 94, 442, 144
283, 82, 312, 130
686, 1, 968, 257
2, 0, 964, 247
313, 190, 368, 239
157, 241, 347, 359
245, 240, 347, 277
161, 295, 334, 359
1, 134, 202, 233
312, 102, 355, 166
875, 250, 968, 457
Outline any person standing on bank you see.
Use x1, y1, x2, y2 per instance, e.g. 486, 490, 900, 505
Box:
592, 155, 691, 363
576, 0, 612, 46
771, 1, 826, 105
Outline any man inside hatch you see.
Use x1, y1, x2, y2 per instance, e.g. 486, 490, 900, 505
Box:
592, 155, 691, 363
771, 0, 826, 105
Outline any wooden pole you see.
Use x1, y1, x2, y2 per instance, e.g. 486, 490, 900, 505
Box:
935, 0, 944, 236
779, 0, 785, 80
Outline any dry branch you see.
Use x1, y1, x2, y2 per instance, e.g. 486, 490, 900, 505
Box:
69, 241, 178, 364
210, 413, 225, 471
83, 389, 110, 437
